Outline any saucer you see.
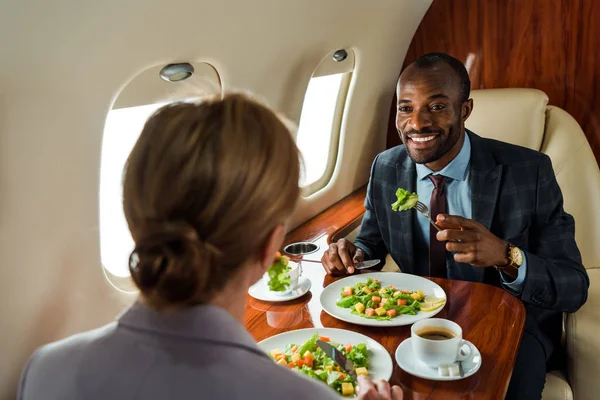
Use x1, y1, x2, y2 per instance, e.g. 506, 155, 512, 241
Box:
248, 276, 311, 302
395, 337, 482, 381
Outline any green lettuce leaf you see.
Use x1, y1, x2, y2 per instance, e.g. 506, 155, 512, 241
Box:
299, 365, 320, 379
298, 332, 319, 356
350, 309, 391, 321
267, 258, 291, 292
347, 343, 368, 367
326, 371, 342, 386
336, 295, 358, 308
391, 188, 419, 212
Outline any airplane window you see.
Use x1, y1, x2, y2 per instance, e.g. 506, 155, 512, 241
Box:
100, 103, 166, 277
297, 72, 350, 192
100, 62, 222, 279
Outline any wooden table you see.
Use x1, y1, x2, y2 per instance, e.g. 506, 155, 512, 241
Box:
245, 235, 526, 399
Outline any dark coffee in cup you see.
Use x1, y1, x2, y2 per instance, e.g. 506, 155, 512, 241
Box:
415, 327, 457, 341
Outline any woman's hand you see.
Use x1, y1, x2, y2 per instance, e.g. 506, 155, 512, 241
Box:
356, 376, 403, 400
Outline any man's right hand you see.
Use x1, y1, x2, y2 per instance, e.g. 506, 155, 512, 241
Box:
356, 376, 403, 400
321, 238, 365, 276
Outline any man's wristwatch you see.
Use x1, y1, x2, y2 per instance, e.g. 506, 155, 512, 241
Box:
495, 243, 523, 270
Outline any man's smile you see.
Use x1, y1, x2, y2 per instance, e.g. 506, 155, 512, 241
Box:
407, 134, 440, 149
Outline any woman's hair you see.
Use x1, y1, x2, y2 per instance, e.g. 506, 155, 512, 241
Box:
123, 93, 300, 310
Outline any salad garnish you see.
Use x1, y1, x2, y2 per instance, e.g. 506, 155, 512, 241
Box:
267, 251, 291, 292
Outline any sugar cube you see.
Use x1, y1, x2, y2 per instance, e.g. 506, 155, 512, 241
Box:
448, 363, 460, 377
438, 364, 450, 377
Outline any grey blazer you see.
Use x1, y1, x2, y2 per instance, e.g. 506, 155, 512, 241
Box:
354, 130, 589, 359
18, 302, 340, 400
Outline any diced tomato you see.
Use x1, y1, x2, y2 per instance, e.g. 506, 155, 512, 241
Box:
291, 345, 298, 353
288, 362, 295, 368
274, 251, 282, 259
388, 285, 396, 290
365, 308, 375, 316
303, 351, 314, 364
371, 296, 381, 303
397, 299, 407, 306
296, 360, 305, 367
342, 287, 353, 296
401, 290, 411, 294
319, 336, 331, 342
345, 344, 353, 353
386, 309, 397, 317
339, 373, 346, 380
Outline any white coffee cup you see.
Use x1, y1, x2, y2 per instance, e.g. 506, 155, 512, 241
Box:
411, 318, 475, 368
264, 261, 302, 295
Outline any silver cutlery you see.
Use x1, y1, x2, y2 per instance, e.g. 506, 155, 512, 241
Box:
300, 259, 381, 270
353, 259, 381, 270
316, 339, 358, 382
414, 200, 441, 232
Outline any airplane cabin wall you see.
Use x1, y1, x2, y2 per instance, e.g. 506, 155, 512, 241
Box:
0, 0, 432, 397
386, 0, 600, 170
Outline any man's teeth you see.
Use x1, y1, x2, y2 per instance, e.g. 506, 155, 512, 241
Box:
411, 136, 435, 142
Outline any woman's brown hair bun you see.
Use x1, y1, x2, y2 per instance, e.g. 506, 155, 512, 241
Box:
122, 93, 300, 310
128, 221, 222, 308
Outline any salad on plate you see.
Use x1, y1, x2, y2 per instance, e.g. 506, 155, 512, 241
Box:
268, 332, 369, 397
336, 278, 445, 321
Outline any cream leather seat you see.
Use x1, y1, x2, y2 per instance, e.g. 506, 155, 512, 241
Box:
467, 88, 600, 400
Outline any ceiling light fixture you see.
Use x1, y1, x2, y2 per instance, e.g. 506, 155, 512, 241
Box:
159, 63, 195, 82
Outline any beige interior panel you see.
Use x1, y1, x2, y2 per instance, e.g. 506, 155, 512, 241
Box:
466, 88, 548, 150
0, 0, 432, 397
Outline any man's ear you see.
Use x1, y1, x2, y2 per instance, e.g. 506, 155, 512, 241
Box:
462, 98, 474, 121
259, 224, 285, 271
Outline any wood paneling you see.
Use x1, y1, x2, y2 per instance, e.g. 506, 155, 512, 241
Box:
387, 0, 600, 167
246, 267, 526, 399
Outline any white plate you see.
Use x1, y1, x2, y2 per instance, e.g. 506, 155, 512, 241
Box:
248, 276, 311, 302
320, 272, 446, 327
395, 337, 482, 381
257, 327, 393, 381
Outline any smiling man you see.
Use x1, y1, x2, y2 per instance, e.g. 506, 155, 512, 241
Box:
321, 53, 589, 399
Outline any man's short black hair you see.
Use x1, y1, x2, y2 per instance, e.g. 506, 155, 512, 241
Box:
411, 53, 471, 102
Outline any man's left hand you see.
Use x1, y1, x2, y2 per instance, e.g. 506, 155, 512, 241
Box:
435, 214, 508, 267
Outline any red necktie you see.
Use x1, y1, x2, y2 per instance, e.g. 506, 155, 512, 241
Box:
428, 174, 447, 278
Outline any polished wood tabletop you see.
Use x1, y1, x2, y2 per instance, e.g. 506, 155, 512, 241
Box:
245, 236, 526, 400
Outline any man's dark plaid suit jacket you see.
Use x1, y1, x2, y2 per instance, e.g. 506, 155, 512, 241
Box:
354, 130, 589, 361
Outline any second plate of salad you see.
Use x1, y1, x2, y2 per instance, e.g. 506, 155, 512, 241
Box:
320, 272, 447, 327
257, 328, 393, 397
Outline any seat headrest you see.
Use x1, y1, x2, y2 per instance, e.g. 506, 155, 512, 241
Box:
466, 88, 548, 151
